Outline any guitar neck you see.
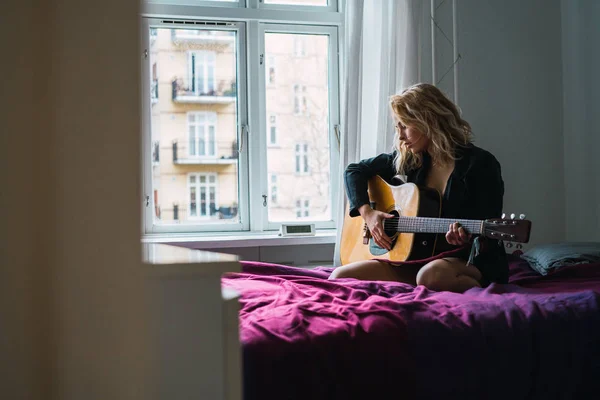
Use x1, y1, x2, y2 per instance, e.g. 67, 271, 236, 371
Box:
388, 216, 484, 235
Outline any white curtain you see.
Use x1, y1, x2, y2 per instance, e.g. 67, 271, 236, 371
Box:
333, 0, 424, 266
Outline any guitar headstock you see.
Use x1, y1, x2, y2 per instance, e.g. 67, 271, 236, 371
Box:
483, 213, 531, 243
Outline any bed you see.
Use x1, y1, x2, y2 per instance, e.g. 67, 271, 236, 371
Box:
221, 250, 600, 400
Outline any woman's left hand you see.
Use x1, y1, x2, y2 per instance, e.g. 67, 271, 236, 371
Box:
446, 222, 471, 246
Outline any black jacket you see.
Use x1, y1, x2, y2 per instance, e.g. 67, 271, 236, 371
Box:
344, 143, 508, 284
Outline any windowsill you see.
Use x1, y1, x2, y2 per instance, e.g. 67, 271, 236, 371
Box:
141, 229, 337, 249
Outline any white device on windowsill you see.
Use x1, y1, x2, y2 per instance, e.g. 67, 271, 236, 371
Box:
278, 223, 316, 237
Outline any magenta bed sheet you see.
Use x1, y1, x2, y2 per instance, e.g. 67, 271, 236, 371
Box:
221, 254, 600, 400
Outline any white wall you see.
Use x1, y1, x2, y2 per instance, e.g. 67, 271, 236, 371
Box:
561, 0, 600, 242
455, 0, 565, 247
1, 0, 153, 398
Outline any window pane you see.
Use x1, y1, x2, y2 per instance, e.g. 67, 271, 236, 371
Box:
265, 32, 331, 223
200, 187, 206, 216
150, 27, 240, 225
190, 186, 197, 217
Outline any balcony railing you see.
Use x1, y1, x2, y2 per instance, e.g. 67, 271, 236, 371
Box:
167, 203, 238, 221
172, 139, 239, 165
171, 79, 236, 104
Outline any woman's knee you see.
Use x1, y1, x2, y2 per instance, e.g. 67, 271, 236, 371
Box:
415, 261, 452, 290
328, 262, 368, 280
328, 265, 352, 280
328, 260, 397, 281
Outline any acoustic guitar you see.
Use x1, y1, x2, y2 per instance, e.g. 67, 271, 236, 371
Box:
340, 175, 532, 265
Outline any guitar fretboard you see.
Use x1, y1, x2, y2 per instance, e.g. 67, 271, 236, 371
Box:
385, 216, 483, 235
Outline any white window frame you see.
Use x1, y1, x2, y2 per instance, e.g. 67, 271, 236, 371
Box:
145, 0, 244, 9
258, 24, 340, 231
188, 173, 219, 220
187, 111, 217, 157
141, 2, 342, 236
259, 0, 338, 13
141, 18, 249, 234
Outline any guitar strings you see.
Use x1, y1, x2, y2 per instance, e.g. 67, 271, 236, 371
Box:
383, 216, 483, 233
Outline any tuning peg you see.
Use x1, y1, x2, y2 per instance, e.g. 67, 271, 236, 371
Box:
510, 213, 515, 219
501, 213, 506, 219
519, 214, 526, 220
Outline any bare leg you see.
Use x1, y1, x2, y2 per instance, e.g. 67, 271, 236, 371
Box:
328, 260, 418, 285
416, 257, 482, 293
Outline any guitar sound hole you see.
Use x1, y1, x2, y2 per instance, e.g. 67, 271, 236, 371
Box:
383, 210, 400, 237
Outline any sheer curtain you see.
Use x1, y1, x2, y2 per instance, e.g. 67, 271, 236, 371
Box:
333, 0, 424, 266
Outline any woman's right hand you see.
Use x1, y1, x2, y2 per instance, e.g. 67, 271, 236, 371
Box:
358, 204, 395, 251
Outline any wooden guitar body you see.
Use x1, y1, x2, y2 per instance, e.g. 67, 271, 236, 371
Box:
340, 176, 449, 265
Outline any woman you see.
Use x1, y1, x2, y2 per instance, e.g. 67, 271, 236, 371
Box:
329, 83, 508, 292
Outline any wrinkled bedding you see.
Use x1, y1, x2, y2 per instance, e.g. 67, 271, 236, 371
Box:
222, 252, 600, 400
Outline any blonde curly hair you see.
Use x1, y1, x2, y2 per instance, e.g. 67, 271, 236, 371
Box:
390, 83, 473, 175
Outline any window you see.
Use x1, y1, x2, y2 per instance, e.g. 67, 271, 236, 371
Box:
268, 115, 277, 145
188, 112, 217, 157
269, 174, 278, 203
189, 173, 218, 219
152, 141, 160, 163
295, 143, 309, 174
302, 85, 308, 115
293, 84, 308, 115
294, 36, 305, 57
142, 1, 340, 234
189, 51, 216, 95
295, 198, 310, 218
267, 55, 276, 84
151, 62, 159, 102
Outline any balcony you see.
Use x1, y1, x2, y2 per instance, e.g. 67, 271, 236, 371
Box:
172, 139, 239, 165
171, 29, 235, 48
171, 79, 236, 104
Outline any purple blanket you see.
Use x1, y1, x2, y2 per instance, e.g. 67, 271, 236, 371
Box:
222, 254, 600, 400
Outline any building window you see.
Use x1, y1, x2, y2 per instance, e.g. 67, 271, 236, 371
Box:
268, 115, 277, 145
151, 62, 159, 102
295, 143, 309, 174
294, 36, 305, 57
189, 51, 216, 95
187, 112, 217, 157
189, 173, 218, 218
267, 55, 276, 84
269, 174, 278, 203
294, 84, 307, 115
152, 141, 160, 163
296, 198, 310, 218
302, 86, 308, 115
